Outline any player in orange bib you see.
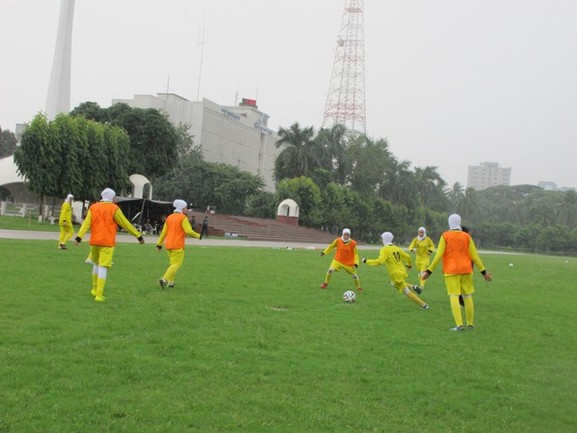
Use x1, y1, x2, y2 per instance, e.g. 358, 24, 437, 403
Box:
75, 188, 145, 302
319, 228, 362, 291
156, 199, 201, 289
422, 214, 492, 331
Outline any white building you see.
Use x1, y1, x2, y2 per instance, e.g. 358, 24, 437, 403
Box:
467, 162, 511, 190
113, 93, 282, 192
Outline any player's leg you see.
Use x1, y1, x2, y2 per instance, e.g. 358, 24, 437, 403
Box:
62, 223, 74, 245
401, 284, 428, 309
320, 260, 339, 288
163, 249, 184, 287
461, 274, 476, 328
94, 247, 114, 301
446, 275, 464, 330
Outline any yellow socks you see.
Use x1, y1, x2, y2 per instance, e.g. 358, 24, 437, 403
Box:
463, 295, 474, 327
450, 296, 463, 327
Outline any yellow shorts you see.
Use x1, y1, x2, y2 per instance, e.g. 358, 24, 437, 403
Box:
90, 245, 116, 268
167, 248, 185, 266
330, 259, 356, 275
444, 274, 475, 296
415, 258, 430, 271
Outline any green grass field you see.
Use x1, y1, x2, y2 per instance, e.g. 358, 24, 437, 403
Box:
0, 235, 575, 433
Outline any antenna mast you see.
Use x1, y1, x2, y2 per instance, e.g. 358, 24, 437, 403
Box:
196, 11, 207, 100
322, 0, 366, 134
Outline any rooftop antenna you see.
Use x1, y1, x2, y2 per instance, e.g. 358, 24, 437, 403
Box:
196, 11, 207, 101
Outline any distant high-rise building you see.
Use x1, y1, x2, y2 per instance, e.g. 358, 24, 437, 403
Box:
45, 0, 75, 120
322, 0, 366, 134
467, 162, 511, 190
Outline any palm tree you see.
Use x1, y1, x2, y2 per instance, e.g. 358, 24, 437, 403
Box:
315, 123, 349, 185
556, 190, 577, 228
274, 123, 322, 181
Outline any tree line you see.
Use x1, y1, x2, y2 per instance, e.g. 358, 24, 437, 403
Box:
4, 104, 577, 254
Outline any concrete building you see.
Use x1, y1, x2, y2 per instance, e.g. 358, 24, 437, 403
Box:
112, 93, 282, 192
467, 162, 511, 190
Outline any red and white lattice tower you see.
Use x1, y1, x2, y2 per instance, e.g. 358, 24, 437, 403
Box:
322, 0, 366, 134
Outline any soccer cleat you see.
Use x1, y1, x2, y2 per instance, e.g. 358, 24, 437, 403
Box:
450, 325, 465, 331
357, 287, 363, 292
467, 325, 474, 330
59, 244, 67, 250
422, 304, 430, 310
168, 283, 174, 288
94, 296, 106, 302
411, 285, 423, 295
159, 278, 167, 289
320, 282, 328, 289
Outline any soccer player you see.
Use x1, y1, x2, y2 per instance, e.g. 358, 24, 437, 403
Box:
75, 188, 145, 302
362, 232, 429, 310
422, 214, 492, 331
408, 226, 435, 293
58, 194, 74, 250
156, 199, 201, 289
319, 228, 362, 291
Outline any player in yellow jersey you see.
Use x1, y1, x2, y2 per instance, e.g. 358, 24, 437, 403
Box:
422, 214, 492, 331
408, 226, 435, 292
156, 199, 201, 289
320, 228, 362, 291
75, 188, 145, 302
362, 232, 429, 310
58, 194, 74, 250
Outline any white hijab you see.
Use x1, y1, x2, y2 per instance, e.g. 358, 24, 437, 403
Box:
65, 194, 74, 203
173, 199, 187, 213
417, 226, 426, 241
341, 228, 351, 243
381, 231, 394, 246
448, 213, 462, 230
100, 188, 116, 202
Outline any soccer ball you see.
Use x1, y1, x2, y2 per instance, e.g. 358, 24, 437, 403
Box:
343, 290, 356, 303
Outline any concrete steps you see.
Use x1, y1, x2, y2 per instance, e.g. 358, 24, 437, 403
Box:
188, 211, 337, 244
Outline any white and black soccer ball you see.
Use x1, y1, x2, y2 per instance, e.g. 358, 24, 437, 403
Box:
343, 290, 356, 303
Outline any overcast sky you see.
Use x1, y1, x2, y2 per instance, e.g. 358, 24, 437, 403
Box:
2, 0, 577, 189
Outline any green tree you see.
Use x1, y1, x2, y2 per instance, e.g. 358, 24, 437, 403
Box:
13, 114, 59, 204
315, 124, 350, 185
0, 126, 18, 158
274, 123, 323, 181
556, 190, 577, 228
275, 177, 323, 227
71, 102, 179, 178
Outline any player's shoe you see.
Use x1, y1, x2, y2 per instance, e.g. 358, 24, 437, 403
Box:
411, 285, 423, 295
320, 282, 328, 289
159, 278, 167, 289
94, 296, 106, 302
467, 325, 474, 330
59, 244, 67, 250
422, 304, 430, 310
357, 287, 363, 292
168, 283, 174, 288
450, 325, 464, 331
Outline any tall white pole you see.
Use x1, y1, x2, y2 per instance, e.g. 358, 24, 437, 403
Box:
45, 0, 75, 120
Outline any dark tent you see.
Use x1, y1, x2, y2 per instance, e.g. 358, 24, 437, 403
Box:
115, 197, 173, 234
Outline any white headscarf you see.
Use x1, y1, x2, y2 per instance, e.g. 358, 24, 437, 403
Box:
417, 226, 426, 241
381, 231, 394, 246
66, 194, 74, 203
448, 213, 462, 230
341, 228, 351, 242
173, 199, 187, 213
100, 188, 116, 202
